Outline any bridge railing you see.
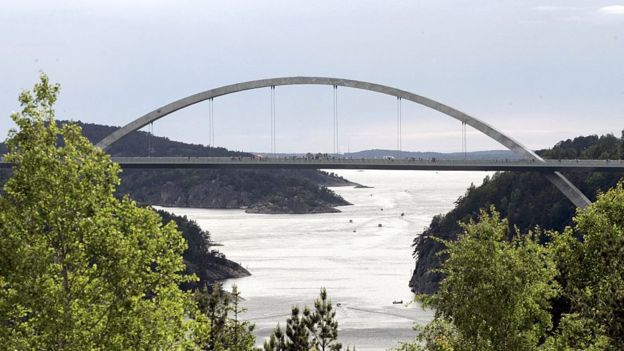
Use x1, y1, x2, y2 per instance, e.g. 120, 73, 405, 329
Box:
104, 156, 624, 167
2, 156, 624, 169
167, 156, 624, 165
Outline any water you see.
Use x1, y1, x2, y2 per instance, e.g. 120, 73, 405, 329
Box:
164, 170, 489, 350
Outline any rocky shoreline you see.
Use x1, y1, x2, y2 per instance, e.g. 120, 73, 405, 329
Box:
156, 209, 251, 288
245, 202, 343, 214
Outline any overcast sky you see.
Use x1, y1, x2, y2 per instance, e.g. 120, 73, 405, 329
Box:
1, 0, 623, 153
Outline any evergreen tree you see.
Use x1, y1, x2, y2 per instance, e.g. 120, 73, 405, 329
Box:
306, 288, 342, 351
195, 285, 230, 349
285, 306, 311, 351
264, 289, 353, 351
263, 325, 287, 351
195, 283, 256, 351
0, 74, 208, 349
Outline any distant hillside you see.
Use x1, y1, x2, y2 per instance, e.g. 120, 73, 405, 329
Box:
344, 149, 519, 160
71, 121, 354, 213
410, 131, 624, 294
2, 121, 353, 213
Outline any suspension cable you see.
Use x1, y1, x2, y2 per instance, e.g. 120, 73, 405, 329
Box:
461, 121, 464, 156
461, 121, 467, 159
147, 122, 154, 157
333, 85, 338, 154
333, 86, 335, 154
397, 97, 402, 152
465, 122, 468, 159
270, 86, 275, 155
273, 86, 276, 155
208, 98, 214, 147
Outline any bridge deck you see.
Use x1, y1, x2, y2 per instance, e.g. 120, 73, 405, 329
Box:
2, 157, 622, 172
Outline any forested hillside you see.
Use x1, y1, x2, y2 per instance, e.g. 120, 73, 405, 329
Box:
85, 121, 352, 213
410, 131, 624, 294
3, 121, 353, 213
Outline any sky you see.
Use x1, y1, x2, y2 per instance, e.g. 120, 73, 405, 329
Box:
1, 0, 623, 153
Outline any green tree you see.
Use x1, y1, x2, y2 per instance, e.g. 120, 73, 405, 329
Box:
541, 313, 611, 351
549, 181, 624, 349
306, 288, 342, 351
0, 74, 208, 350
415, 208, 559, 351
264, 289, 353, 351
195, 283, 256, 351
286, 306, 312, 351
263, 324, 287, 351
263, 306, 310, 351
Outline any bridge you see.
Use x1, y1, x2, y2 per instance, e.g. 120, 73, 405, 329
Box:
65, 157, 624, 172
12, 76, 618, 208
2, 156, 623, 172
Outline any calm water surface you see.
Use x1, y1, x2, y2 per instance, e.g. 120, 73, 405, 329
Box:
165, 170, 489, 350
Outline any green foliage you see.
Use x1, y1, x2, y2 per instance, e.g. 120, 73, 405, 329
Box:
306, 288, 342, 351
549, 181, 624, 349
263, 324, 285, 351
195, 284, 256, 351
0, 74, 208, 350
263, 306, 310, 351
415, 208, 559, 351
541, 313, 611, 351
407, 182, 624, 350
264, 288, 352, 351
286, 306, 312, 350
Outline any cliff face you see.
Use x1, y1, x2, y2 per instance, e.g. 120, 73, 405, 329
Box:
410, 132, 624, 294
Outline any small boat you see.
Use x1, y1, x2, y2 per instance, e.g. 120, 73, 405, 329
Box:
392, 300, 403, 305
378, 223, 383, 228
400, 213, 405, 217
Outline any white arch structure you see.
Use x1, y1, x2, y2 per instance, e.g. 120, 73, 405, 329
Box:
96, 77, 591, 208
